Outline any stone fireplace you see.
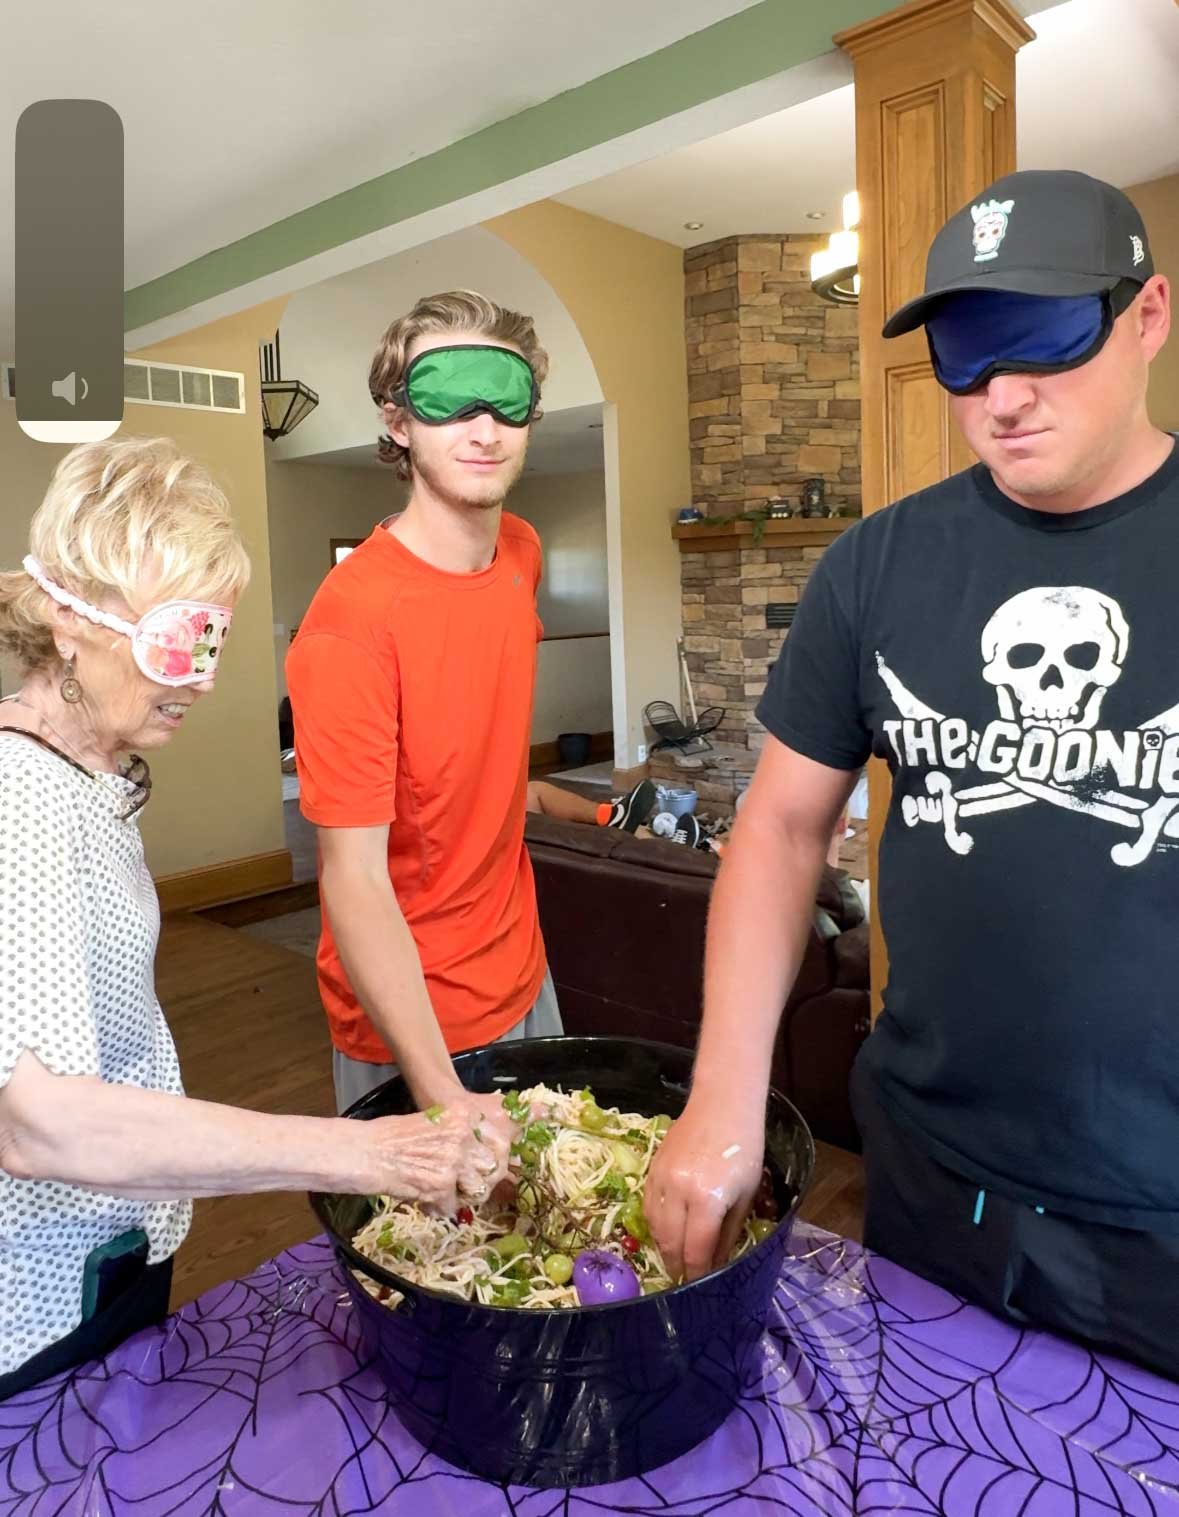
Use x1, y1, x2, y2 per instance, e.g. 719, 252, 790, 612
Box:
686, 232, 861, 516
650, 235, 861, 808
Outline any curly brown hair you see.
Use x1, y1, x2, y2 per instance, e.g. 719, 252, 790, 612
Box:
368, 290, 549, 479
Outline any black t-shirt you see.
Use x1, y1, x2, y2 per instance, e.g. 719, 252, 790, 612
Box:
758, 439, 1179, 1230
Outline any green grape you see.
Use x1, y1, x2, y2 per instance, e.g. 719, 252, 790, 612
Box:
609, 1141, 643, 1176
544, 1253, 574, 1286
496, 1232, 529, 1261
620, 1193, 651, 1243
579, 1102, 609, 1133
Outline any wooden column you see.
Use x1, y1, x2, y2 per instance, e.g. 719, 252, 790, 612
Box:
833, 0, 1034, 1012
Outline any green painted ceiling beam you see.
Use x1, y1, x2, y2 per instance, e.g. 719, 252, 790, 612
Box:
125, 0, 892, 332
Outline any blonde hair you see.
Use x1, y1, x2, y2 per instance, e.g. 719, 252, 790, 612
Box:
0, 435, 251, 676
368, 290, 550, 479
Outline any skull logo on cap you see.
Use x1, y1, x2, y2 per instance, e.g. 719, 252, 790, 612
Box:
971, 198, 1015, 262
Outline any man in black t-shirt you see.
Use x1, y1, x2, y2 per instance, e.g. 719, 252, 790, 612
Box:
649, 170, 1178, 1376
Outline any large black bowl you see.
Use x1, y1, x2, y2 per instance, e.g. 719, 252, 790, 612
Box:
310, 1035, 814, 1488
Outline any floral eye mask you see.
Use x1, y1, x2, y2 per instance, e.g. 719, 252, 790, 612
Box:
24, 556, 233, 687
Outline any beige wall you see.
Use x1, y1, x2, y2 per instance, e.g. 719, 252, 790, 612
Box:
0, 298, 288, 880
1128, 174, 1179, 432
510, 471, 608, 637
486, 203, 690, 767
265, 458, 400, 696
509, 469, 612, 743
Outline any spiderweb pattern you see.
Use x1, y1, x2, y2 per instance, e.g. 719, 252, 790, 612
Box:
2, 1226, 1178, 1515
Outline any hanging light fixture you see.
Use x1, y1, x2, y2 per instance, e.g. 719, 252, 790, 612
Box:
259, 330, 319, 440
810, 190, 861, 306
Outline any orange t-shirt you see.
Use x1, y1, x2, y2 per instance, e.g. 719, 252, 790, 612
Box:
286, 516, 547, 1062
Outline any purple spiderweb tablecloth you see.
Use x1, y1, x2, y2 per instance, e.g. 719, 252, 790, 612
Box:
3, 1225, 1179, 1515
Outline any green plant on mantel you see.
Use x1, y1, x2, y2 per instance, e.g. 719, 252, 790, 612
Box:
692, 507, 771, 545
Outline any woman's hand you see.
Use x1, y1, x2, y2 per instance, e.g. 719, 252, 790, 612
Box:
442, 1089, 517, 1197
358, 1092, 518, 1216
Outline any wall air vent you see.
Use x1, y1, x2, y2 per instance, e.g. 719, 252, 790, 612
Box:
1, 360, 244, 414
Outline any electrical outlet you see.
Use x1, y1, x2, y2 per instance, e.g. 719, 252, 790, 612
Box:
637, 743, 648, 764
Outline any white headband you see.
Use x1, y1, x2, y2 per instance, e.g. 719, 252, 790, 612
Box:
23, 556, 137, 638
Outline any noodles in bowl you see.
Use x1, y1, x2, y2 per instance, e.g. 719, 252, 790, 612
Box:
352, 1082, 777, 1310
311, 1035, 814, 1487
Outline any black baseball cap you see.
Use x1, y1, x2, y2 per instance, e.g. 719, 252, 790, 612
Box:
883, 170, 1153, 337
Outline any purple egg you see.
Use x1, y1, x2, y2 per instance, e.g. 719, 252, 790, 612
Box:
572, 1249, 641, 1305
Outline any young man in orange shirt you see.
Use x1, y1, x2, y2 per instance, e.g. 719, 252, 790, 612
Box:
287, 291, 563, 1134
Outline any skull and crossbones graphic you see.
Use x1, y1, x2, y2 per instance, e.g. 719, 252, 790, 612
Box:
878, 586, 1179, 867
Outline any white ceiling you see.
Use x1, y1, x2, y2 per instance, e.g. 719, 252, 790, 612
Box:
557, 0, 1179, 245
0, 0, 763, 355
291, 401, 606, 476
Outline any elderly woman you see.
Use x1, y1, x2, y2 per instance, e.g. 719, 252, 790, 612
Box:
0, 436, 514, 1398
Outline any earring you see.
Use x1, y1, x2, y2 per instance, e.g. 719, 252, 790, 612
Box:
60, 655, 83, 704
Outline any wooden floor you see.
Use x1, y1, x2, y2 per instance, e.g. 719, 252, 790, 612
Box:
158, 912, 336, 1306
160, 911, 863, 1309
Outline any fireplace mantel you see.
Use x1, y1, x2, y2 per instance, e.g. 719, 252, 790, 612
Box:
672, 517, 853, 554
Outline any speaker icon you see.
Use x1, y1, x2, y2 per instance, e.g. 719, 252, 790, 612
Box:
51, 371, 89, 406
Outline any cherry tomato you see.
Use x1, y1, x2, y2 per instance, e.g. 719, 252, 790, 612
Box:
455, 1206, 474, 1225
621, 1233, 641, 1254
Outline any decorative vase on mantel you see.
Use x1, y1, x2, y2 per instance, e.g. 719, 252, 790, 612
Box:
799, 478, 826, 518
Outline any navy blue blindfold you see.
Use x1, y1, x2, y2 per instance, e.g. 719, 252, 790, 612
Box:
926, 281, 1139, 394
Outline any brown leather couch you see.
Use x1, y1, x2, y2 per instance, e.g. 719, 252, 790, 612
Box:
525, 813, 870, 1150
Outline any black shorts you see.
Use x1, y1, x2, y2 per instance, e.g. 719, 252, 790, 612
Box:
851, 1060, 1179, 1381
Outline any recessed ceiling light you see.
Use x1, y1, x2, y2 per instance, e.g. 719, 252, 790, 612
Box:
683, 220, 704, 231
806, 210, 826, 221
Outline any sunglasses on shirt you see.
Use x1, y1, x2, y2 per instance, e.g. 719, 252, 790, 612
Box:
925, 280, 1140, 395
383, 344, 539, 428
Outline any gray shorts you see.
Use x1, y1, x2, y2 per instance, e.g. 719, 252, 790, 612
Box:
331, 968, 563, 1115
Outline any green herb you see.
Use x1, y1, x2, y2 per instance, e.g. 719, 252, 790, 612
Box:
524, 1122, 556, 1148
492, 1280, 528, 1307
424, 1104, 444, 1123
503, 1089, 529, 1121
595, 1171, 630, 1202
